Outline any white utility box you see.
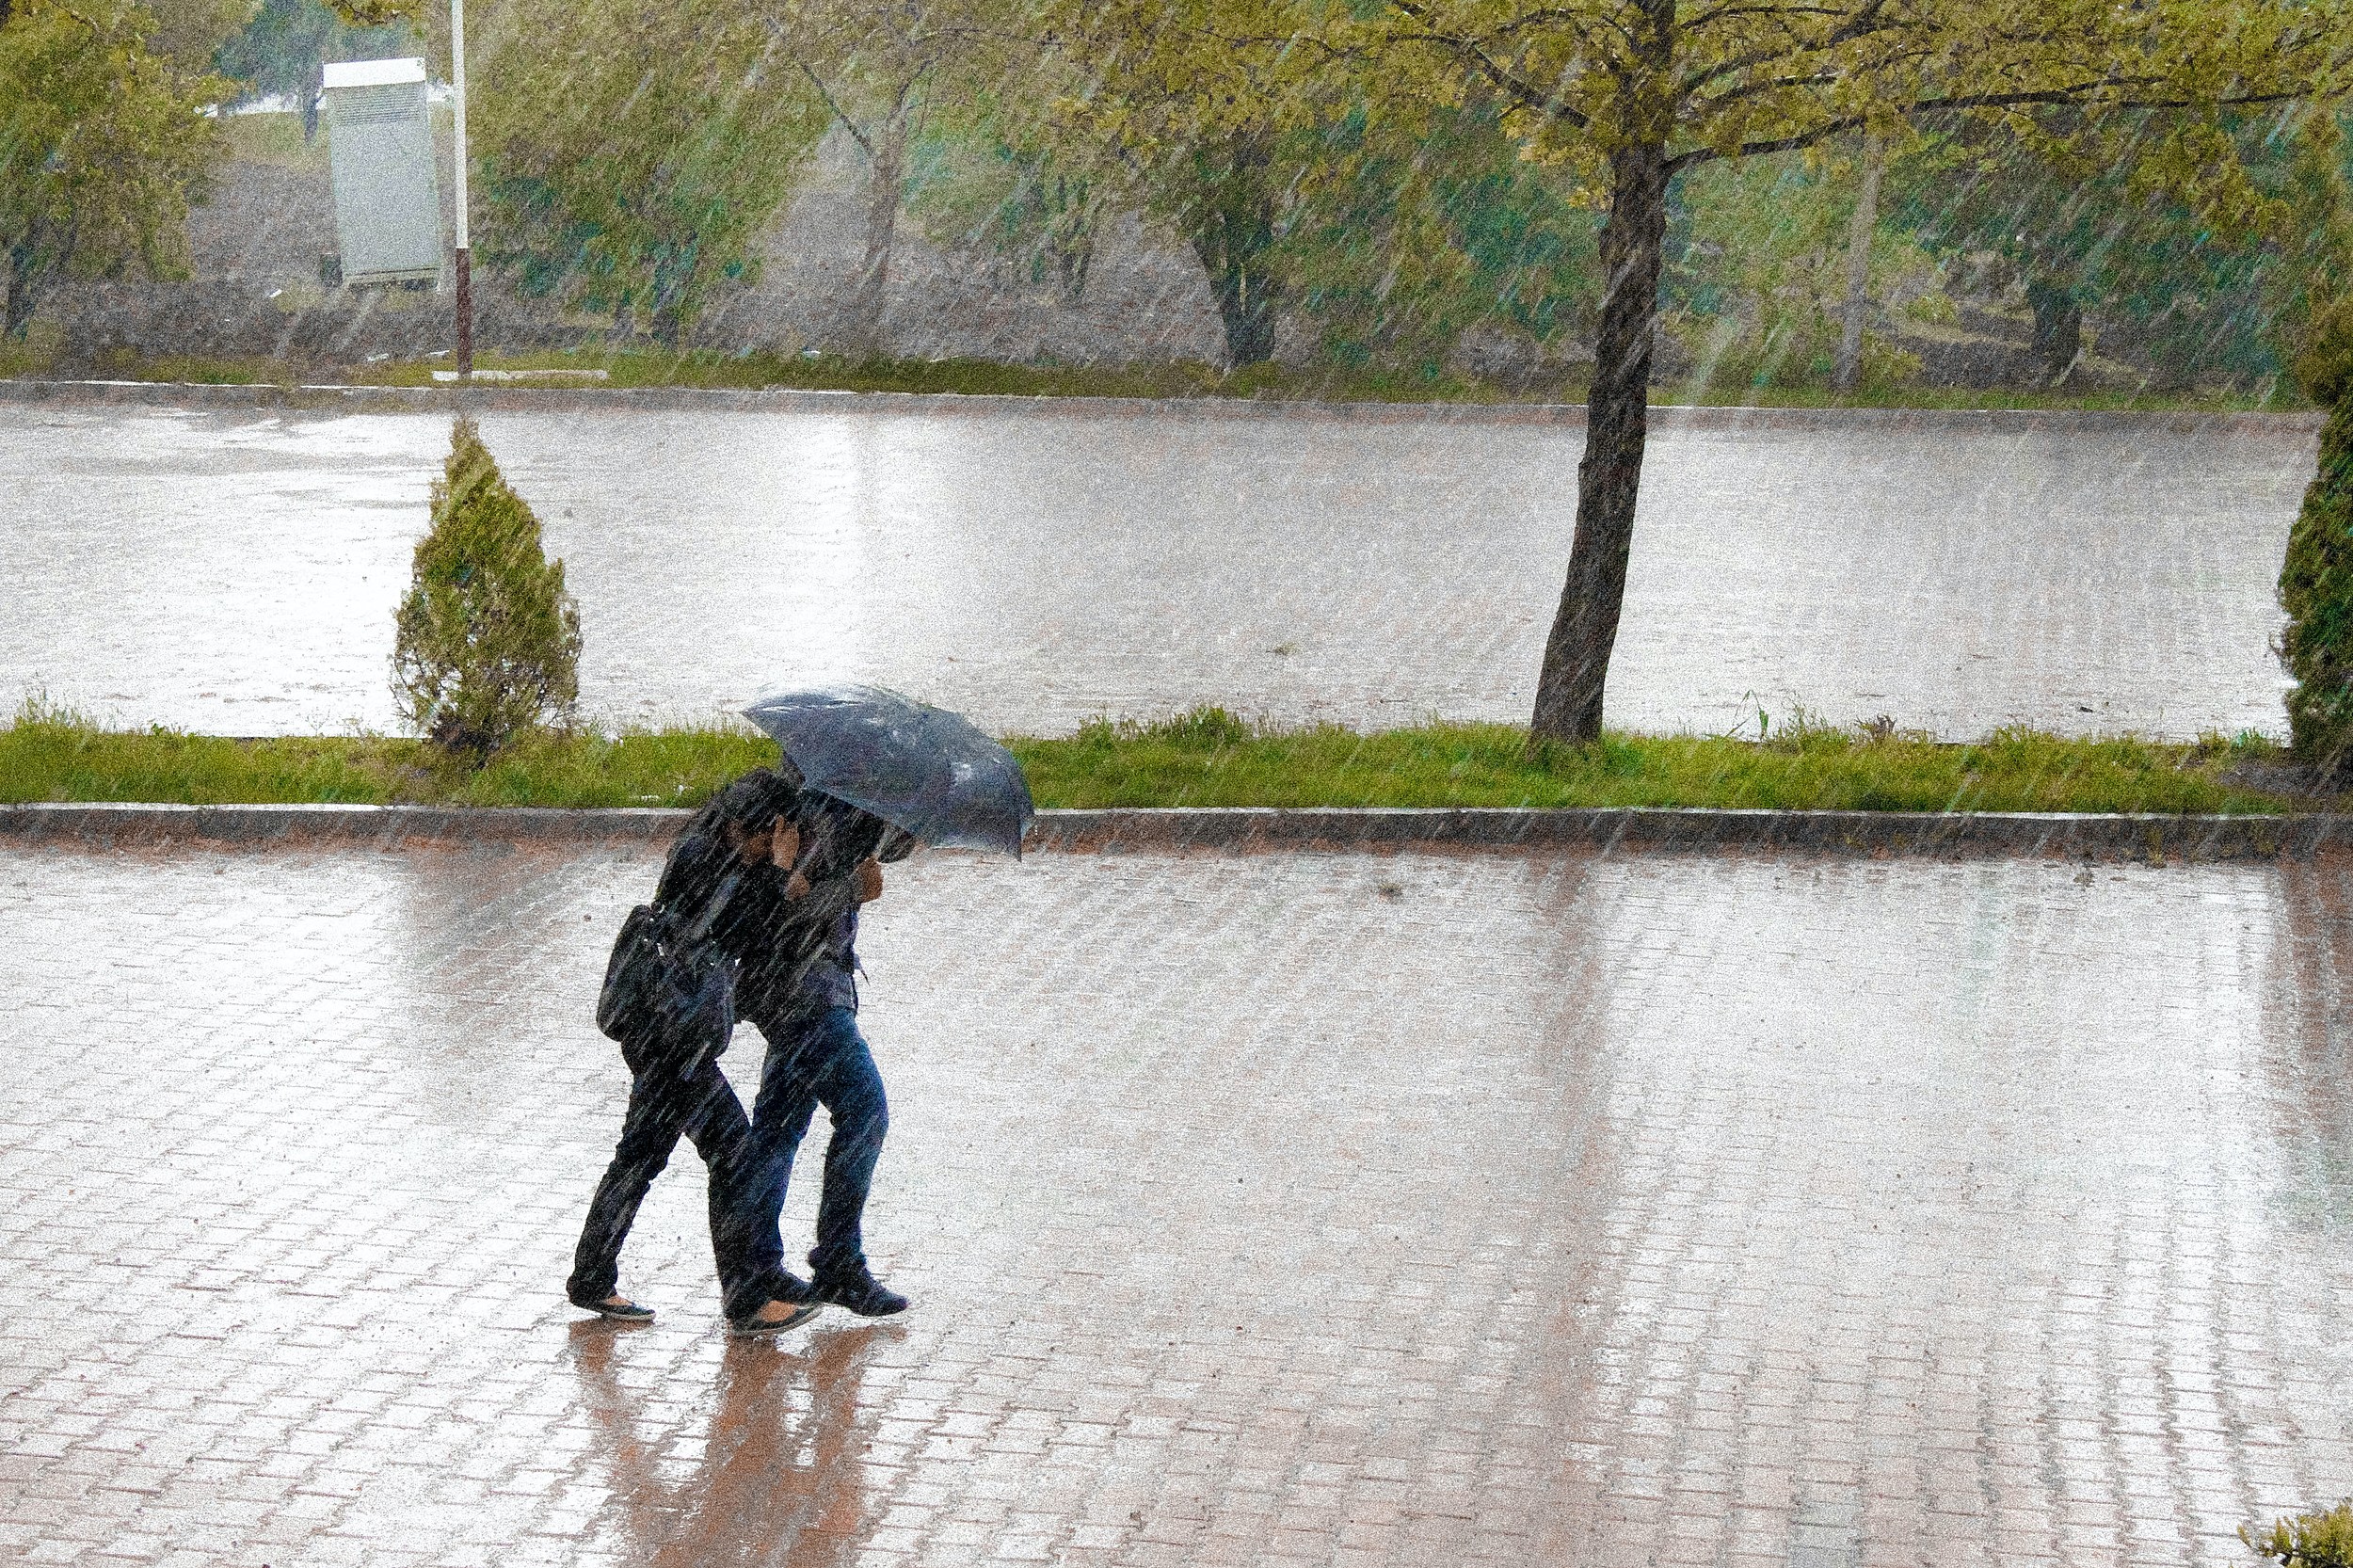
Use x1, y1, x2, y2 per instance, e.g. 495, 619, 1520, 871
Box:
322, 57, 442, 286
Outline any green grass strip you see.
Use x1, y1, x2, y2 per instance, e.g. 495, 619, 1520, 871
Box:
0, 705, 2313, 816
3, 343, 2304, 413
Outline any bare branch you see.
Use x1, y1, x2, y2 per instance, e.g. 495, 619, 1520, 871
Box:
1385, 0, 1593, 129
1683, 1, 1850, 32
1669, 78, 2335, 173
1678, 0, 1897, 96
793, 56, 872, 155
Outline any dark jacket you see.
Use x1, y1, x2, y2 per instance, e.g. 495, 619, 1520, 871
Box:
652, 796, 888, 1021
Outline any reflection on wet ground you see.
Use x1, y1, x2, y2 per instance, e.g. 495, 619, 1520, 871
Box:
0, 403, 2315, 739
5, 841, 2353, 1565
567, 1322, 889, 1568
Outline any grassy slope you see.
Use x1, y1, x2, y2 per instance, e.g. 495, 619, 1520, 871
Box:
6, 341, 2300, 411
0, 709, 2308, 815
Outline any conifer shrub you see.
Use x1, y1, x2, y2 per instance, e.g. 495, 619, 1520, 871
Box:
2245, 1502, 2353, 1568
392, 418, 583, 759
2279, 299, 2353, 776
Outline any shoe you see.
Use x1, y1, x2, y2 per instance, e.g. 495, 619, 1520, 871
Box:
568, 1290, 655, 1322
810, 1265, 909, 1318
727, 1299, 823, 1336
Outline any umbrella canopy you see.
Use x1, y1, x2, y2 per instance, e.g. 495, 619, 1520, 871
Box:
741, 685, 1033, 858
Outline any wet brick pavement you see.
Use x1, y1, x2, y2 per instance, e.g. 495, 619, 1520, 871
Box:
6, 840, 2353, 1565
0, 403, 2317, 741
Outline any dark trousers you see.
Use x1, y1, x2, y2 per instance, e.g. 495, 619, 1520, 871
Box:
569, 1044, 776, 1310
726, 1006, 888, 1320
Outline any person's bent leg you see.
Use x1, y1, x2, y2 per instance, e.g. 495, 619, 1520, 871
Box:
568, 1054, 693, 1306
670, 1057, 774, 1313
803, 1009, 895, 1302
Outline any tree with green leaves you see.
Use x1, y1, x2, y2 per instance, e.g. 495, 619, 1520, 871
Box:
140, 0, 261, 73
1281, 95, 1603, 375
1658, 145, 1941, 394
392, 418, 583, 758
2244, 1500, 2353, 1568
906, 122, 1104, 302
917, 17, 1597, 372
2278, 300, 2353, 777
1034, 0, 1350, 367
214, 0, 408, 134
753, 0, 1016, 353
1886, 107, 2353, 391
1, 0, 229, 338
1356, 0, 2353, 744
468, 0, 829, 345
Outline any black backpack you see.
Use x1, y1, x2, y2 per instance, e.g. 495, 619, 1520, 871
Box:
596, 868, 741, 1070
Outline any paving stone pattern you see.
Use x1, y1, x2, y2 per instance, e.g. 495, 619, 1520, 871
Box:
0, 404, 2316, 741
7, 841, 2353, 1565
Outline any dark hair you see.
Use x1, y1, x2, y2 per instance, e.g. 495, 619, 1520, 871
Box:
689, 767, 799, 839
789, 791, 898, 879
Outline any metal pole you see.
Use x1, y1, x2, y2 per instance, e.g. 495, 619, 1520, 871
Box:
450, 0, 472, 378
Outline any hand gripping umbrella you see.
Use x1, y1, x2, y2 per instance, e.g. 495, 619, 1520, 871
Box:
741, 685, 1033, 858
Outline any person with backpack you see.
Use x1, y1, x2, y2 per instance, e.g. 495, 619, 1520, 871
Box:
568, 770, 818, 1335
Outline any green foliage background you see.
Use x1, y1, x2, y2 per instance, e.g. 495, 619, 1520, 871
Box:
470, 0, 828, 343
168, 0, 2343, 396
1, 0, 228, 336
212, 0, 406, 107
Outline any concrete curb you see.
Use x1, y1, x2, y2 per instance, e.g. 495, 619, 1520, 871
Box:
0, 803, 690, 846
0, 801, 2342, 861
1028, 808, 2329, 860
0, 376, 2323, 435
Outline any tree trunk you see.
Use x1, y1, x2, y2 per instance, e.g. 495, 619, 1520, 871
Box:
647, 232, 696, 348
1833, 135, 1884, 392
2025, 275, 2082, 386
840, 90, 909, 358
4, 252, 36, 341
302, 61, 323, 142
1529, 140, 1672, 746
1050, 174, 1093, 303
1055, 234, 1090, 303
1187, 136, 1280, 368
1202, 249, 1277, 366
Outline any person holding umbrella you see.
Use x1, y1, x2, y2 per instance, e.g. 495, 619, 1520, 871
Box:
728, 686, 1034, 1323
731, 792, 909, 1318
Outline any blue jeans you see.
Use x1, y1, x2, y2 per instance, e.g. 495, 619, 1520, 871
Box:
728, 1006, 888, 1319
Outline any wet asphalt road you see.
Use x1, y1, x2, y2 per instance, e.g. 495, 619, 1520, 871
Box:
0, 401, 2316, 739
